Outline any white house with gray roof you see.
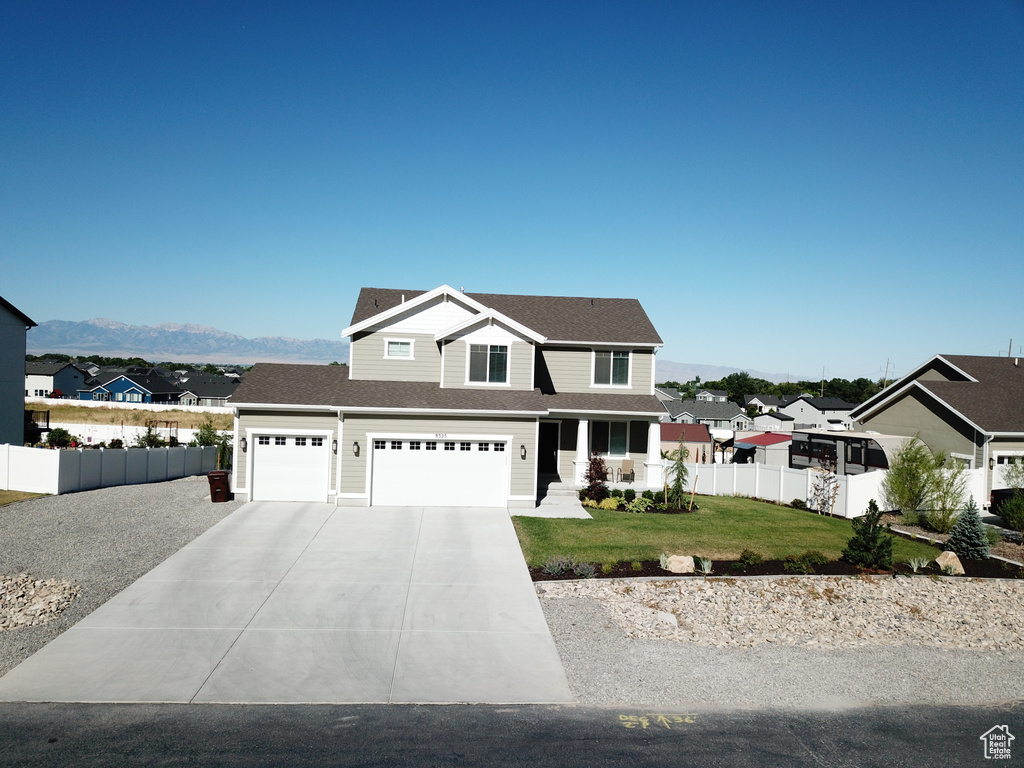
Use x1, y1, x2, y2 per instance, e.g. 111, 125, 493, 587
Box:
229, 285, 666, 508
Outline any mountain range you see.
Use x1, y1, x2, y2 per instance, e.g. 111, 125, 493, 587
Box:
27, 318, 802, 382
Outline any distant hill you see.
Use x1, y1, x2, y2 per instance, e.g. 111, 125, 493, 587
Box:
655, 359, 810, 386
27, 318, 350, 366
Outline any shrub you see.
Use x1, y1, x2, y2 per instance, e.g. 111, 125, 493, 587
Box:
631, 561, 643, 572
800, 550, 828, 567
610, 488, 623, 499
623, 488, 636, 502
108, 438, 124, 449
601, 562, 615, 575
581, 498, 598, 508
642, 490, 654, 500
541, 556, 574, 576
985, 527, 1003, 547
736, 549, 763, 568
624, 496, 654, 514
880, 438, 935, 513
899, 510, 921, 527
925, 456, 967, 533
842, 499, 894, 570
46, 427, 72, 448
583, 453, 609, 501
947, 498, 989, 560
598, 497, 621, 510
782, 555, 814, 574
999, 492, 1024, 534
573, 561, 597, 579
790, 498, 807, 510
653, 490, 665, 504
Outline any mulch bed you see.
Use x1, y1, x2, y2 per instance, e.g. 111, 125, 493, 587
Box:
530, 557, 1024, 582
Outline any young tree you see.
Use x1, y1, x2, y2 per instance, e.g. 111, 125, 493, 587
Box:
880, 438, 934, 514
46, 427, 72, 449
133, 427, 167, 448
583, 452, 609, 501
841, 499, 894, 570
666, 439, 690, 509
946, 497, 990, 560
925, 453, 967, 534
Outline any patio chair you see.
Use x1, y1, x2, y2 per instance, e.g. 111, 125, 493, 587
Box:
617, 459, 635, 483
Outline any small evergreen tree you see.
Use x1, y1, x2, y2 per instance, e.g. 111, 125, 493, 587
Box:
584, 452, 609, 501
667, 439, 689, 509
842, 499, 894, 569
946, 497, 990, 560
46, 427, 72, 448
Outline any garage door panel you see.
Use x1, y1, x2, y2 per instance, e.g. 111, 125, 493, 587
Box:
252, 436, 331, 503
371, 440, 508, 507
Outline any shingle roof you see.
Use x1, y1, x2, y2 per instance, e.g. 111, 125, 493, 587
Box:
26, 360, 73, 376
660, 423, 712, 443
233, 363, 664, 416
788, 396, 856, 411
853, 354, 1024, 434
350, 287, 663, 345
666, 399, 744, 419
736, 433, 792, 447
754, 411, 794, 421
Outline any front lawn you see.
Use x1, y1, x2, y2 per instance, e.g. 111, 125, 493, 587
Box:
512, 495, 940, 567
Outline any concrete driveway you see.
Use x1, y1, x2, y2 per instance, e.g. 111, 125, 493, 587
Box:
0, 503, 572, 704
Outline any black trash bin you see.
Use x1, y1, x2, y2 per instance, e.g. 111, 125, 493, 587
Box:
207, 470, 231, 503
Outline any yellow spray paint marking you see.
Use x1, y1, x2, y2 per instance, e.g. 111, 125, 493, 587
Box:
618, 714, 697, 729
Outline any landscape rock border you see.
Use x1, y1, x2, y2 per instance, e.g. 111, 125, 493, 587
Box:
0, 574, 80, 631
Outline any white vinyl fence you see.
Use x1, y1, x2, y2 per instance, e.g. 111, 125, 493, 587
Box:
673, 463, 988, 518
0, 445, 219, 495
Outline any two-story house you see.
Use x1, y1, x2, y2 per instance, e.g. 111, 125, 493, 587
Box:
1, 296, 36, 446
25, 360, 88, 398
229, 285, 666, 507
779, 395, 856, 430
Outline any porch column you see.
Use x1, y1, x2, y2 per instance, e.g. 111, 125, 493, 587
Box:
573, 419, 589, 486
645, 421, 664, 488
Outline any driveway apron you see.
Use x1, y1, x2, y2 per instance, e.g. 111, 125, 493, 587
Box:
0, 503, 573, 704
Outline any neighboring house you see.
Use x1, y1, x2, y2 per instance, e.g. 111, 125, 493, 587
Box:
743, 394, 782, 414
779, 395, 855, 430
663, 399, 752, 430
660, 422, 713, 464
654, 386, 681, 403
851, 353, 1024, 499
25, 360, 88, 398
0, 296, 36, 445
734, 432, 792, 466
789, 429, 910, 475
79, 367, 182, 404
752, 410, 795, 432
695, 389, 728, 403
230, 285, 667, 507
176, 374, 240, 407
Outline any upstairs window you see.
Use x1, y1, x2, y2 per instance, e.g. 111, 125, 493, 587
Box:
385, 339, 413, 359
594, 350, 629, 386
469, 344, 508, 383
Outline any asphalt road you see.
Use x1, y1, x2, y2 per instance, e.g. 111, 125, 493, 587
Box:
0, 702, 1019, 766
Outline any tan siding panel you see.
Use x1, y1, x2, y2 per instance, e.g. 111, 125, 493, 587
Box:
857, 392, 977, 458
350, 332, 441, 382
541, 347, 653, 395
442, 341, 533, 390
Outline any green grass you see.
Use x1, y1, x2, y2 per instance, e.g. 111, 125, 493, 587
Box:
0, 490, 43, 507
512, 495, 939, 566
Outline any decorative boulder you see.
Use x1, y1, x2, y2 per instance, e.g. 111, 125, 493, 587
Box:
935, 551, 965, 575
667, 555, 695, 574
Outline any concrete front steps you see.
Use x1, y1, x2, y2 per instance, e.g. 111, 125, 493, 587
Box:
523, 476, 592, 519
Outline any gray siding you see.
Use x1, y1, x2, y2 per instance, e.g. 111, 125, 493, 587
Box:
0, 307, 27, 446
539, 347, 654, 395
235, 410, 339, 491
350, 332, 442, 382
442, 340, 533, 390
857, 391, 978, 460
340, 414, 536, 498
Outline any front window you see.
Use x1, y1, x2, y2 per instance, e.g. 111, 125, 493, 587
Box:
469, 344, 508, 383
592, 422, 628, 457
594, 350, 629, 386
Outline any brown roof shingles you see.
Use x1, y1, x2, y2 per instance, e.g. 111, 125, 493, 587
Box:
233, 363, 664, 416
349, 287, 663, 345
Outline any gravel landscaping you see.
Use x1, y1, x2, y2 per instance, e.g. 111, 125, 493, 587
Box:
0, 476, 242, 676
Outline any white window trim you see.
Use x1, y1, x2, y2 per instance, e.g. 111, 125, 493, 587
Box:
591, 349, 632, 388
383, 337, 415, 360
464, 341, 512, 387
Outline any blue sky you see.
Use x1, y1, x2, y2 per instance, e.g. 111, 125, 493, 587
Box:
3, 1, 1022, 381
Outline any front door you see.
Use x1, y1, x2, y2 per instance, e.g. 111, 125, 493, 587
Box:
538, 422, 559, 475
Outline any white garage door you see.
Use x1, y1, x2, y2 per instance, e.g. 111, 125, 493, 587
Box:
371, 438, 508, 507
251, 434, 331, 502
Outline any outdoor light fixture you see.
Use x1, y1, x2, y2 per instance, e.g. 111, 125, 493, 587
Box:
332, 439, 338, 454
239, 438, 247, 453
352, 441, 360, 456
520, 444, 527, 460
